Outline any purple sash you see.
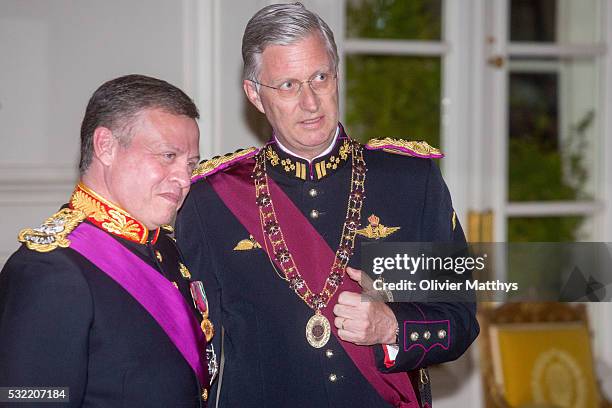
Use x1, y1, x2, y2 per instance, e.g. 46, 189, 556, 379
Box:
208, 160, 418, 408
68, 222, 209, 386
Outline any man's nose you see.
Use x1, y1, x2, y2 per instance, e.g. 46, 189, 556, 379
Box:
299, 83, 320, 112
171, 164, 192, 188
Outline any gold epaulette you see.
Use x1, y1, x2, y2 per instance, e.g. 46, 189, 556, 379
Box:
365, 138, 444, 158
18, 208, 87, 253
191, 147, 259, 181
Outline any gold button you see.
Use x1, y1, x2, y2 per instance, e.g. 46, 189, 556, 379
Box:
423, 330, 431, 340
325, 349, 334, 358
329, 373, 337, 382
155, 250, 163, 262
410, 332, 419, 342
310, 209, 319, 219
309, 188, 318, 197
438, 329, 447, 339
179, 262, 191, 279
201, 388, 208, 401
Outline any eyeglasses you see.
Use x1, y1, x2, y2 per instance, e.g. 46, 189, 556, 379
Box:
251, 71, 337, 100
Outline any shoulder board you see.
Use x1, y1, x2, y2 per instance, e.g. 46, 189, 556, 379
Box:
191, 147, 259, 182
18, 208, 87, 253
365, 138, 444, 159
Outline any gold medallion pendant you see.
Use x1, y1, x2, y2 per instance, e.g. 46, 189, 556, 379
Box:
201, 319, 215, 342
305, 311, 331, 348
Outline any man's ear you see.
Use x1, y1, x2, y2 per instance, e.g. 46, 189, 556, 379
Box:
243, 80, 266, 114
92, 127, 118, 167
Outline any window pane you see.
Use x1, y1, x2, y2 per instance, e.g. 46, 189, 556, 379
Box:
508, 59, 598, 202
557, 0, 601, 43
508, 216, 586, 242
510, 0, 601, 43
507, 217, 590, 293
346, 0, 442, 40
345, 55, 440, 146
510, 0, 556, 42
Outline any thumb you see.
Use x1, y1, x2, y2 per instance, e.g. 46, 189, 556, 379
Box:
346, 267, 384, 301
346, 267, 363, 287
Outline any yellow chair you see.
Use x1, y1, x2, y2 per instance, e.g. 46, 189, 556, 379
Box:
478, 303, 611, 408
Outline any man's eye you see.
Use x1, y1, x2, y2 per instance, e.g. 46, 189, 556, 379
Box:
163, 153, 176, 160
313, 73, 328, 82
279, 80, 297, 91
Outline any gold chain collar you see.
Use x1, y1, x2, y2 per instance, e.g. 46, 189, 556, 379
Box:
253, 140, 366, 311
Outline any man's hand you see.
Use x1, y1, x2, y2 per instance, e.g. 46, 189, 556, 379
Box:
332, 267, 398, 346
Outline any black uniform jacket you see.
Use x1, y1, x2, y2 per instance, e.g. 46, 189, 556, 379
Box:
176, 129, 479, 408
0, 185, 207, 408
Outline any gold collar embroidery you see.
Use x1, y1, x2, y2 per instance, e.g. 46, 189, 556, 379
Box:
264, 139, 351, 181
69, 183, 159, 244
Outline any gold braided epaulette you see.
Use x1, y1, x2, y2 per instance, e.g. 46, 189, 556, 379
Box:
365, 138, 444, 159
191, 147, 259, 182
18, 208, 87, 253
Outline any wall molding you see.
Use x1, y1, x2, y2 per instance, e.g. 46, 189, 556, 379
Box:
0, 163, 77, 185
181, 0, 223, 158
0, 164, 76, 206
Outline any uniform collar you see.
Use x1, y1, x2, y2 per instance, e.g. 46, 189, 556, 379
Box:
69, 182, 160, 245
274, 126, 340, 162
265, 124, 351, 181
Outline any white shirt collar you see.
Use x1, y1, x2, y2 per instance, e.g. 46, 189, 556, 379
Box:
274, 126, 340, 163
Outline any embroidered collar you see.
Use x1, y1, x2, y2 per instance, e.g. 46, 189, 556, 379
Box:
264, 127, 352, 181
69, 183, 160, 244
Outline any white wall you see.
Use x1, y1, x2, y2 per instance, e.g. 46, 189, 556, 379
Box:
0, 0, 199, 263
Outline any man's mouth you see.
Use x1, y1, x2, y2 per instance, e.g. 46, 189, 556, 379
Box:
299, 116, 324, 128
159, 192, 181, 204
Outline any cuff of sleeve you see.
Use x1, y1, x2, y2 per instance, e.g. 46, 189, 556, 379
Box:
382, 344, 399, 368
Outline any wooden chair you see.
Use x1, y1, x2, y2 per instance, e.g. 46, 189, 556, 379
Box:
478, 302, 612, 408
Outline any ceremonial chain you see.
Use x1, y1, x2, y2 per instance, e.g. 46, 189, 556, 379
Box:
253, 141, 366, 347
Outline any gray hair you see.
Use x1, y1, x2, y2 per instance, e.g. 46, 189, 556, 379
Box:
242, 2, 339, 82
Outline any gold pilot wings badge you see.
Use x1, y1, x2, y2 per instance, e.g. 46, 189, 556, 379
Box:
18, 208, 87, 253
355, 214, 400, 240
233, 235, 262, 251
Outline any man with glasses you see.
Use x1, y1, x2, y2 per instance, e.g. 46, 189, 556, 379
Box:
176, 3, 478, 407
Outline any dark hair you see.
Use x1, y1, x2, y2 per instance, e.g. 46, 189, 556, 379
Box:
79, 74, 199, 174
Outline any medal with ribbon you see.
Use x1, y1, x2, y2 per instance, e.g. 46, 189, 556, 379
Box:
190, 281, 214, 342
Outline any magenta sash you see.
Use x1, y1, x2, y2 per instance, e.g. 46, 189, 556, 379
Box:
208, 160, 418, 408
68, 222, 209, 386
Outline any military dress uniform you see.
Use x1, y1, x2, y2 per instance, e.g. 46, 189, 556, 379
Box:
0, 183, 214, 407
176, 124, 479, 408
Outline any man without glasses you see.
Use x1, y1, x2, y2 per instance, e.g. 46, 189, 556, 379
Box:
0, 74, 215, 407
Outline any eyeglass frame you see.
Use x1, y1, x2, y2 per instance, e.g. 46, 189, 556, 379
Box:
249, 70, 338, 99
